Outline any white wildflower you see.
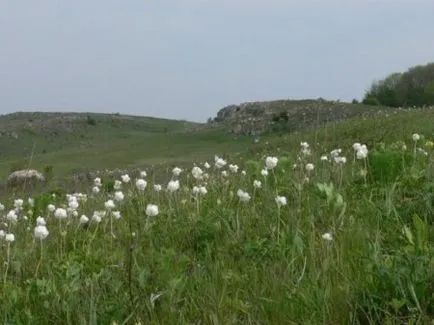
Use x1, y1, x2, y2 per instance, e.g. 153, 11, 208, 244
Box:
275, 195, 287, 207
34, 225, 49, 240
136, 179, 147, 191
146, 204, 159, 217
54, 208, 68, 219
167, 180, 180, 192
265, 156, 278, 170
237, 189, 251, 202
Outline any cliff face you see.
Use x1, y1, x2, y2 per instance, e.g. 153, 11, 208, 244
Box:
211, 99, 428, 135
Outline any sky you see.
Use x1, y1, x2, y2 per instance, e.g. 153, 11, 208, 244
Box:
1, 0, 434, 122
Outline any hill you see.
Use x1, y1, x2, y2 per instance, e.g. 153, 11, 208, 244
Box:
0, 111, 252, 180
210, 98, 433, 135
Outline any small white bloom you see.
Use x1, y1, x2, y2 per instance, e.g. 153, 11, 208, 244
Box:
412, 133, 420, 141
146, 204, 159, 217
91, 213, 102, 223
305, 163, 315, 172
0, 203, 5, 211
204, 162, 211, 169
112, 211, 122, 220
353, 142, 362, 151
36, 216, 46, 226
275, 195, 287, 207
172, 167, 182, 176
114, 191, 124, 202
140, 170, 147, 178
214, 156, 227, 169
34, 225, 49, 240
0, 230, 5, 239
237, 189, 251, 202
153, 184, 162, 192
334, 156, 347, 164
320, 155, 328, 161
221, 170, 228, 177
167, 180, 180, 192
94, 177, 102, 187
6, 210, 18, 223
241, 170, 246, 176
92, 186, 100, 194
47, 204, 56, 212
113, 180, 122, 190
191, 166, 204, 179
104, 200, 116, 210
68, 199, 79, 210
28, 198, 35, 207
136, 179, 148, 191
14, 199, 24, 210
199, 186, 207, 195
5, 233, 15, 243
265, 156, 278, 170
121, 174, 131, 183
79, 214, 89, 224
322, 232, 333, 241
261, 168, 269, 177
228, 164, 239, 173
54, 208, 68, 219
253, 180, 262, 189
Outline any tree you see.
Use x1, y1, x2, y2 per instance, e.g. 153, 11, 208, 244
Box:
362, 62, 434, 107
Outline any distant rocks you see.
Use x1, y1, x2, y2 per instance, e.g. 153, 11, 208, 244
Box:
7, 169, 45, 187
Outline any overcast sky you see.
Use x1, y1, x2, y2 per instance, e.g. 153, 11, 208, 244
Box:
1, 0, 433, 122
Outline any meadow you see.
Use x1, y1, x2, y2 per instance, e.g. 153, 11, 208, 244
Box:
0, 108, 433, 324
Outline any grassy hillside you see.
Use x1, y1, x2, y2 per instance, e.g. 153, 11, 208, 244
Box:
0, 112, 254, 180
0, 107, 433, 324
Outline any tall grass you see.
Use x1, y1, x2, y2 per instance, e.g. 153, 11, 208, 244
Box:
0, 133, 433, 324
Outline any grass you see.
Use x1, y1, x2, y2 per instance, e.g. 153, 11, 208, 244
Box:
0, 108, 433, 324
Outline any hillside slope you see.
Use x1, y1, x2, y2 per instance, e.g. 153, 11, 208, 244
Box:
211, 98, 433, 135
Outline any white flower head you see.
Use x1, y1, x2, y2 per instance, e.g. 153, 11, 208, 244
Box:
121, 174, 131, 183
114, 180, 122, 190
92, 186, 100, 194
6, 210, 18, 223
228, 164, 239, 173
34, 225, 49, 240
191, 166, 204, 180
36, 216, 46, 226
114, 191, 124, 202
79, 214, 89, 224
5, 233, 15, 243
146, 204, 159, 217
320, 155, 328, 161
237, 189, 251, 202
47, 204, 56, 212
305, 163, 315, 172
204, 162, 211, 169
112, 211, 122, 220
54, 208, 68, 219
214, 156, 227, 169
253, 180, 262, 189
153, 184, 162, 192
136, 179, 148, 191
275, 195, 287, 207
265, 156, 278, 170
322, 232, 333, 241
261, 168, 269, 177
140, 170, 147, 178
412, 133, 420, 142
94, 177, 102, 187
167, 180, 180, 192
104, 199, 116, 210
172, 167, 182, 176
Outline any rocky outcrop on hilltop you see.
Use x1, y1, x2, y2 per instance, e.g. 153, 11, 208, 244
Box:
210, 99, 434, 135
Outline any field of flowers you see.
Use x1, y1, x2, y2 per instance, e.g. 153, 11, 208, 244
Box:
0, 133, 433, 324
